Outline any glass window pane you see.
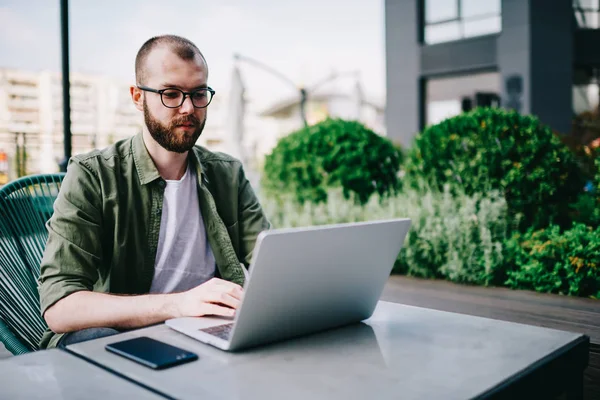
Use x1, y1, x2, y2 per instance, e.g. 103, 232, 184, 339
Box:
427, 72, 500, 102
573, 85, 599, 115
463, 16, 501, 38
425, 0, 458, 23
586, 10, 600, 28
426, 72, 500, 125
462, 0, 501, 18
575, 10, 600, 28
575, 12, 586, 27
575, 0, 598, 9
427, 100, 462, 125
425, 21, 461, 44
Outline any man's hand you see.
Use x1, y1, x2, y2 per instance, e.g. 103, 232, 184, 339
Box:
174, 278, 244, 318
44, 278, 244, 334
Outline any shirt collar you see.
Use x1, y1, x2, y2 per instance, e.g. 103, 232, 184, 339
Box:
132, 133, 205, 185
132, 133, 161, 185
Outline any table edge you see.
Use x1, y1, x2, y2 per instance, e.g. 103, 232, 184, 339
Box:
60, 347, 175, 400
473, 334, 590, 399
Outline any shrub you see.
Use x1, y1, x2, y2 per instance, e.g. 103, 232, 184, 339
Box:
504, 224, 600, 298
395, 186, 512, 286
570, 148, 600, 228
565, 108, 600, 177
405, 108, 586, 230
569, 192, 600, 228
262, 118, 402, 205
261, 183, 513, 287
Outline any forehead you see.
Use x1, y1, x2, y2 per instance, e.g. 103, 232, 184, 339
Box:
143, 45, 207, 88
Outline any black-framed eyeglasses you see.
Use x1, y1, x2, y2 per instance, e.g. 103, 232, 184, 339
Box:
137, 85, 216, 108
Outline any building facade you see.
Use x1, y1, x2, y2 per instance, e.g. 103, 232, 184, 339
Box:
385, 0, 600, 147
0, 69, 142, 178
0, 69, 229, 180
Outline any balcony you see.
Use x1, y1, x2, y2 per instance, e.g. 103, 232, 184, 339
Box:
7, 98, 38, 111
8, 111, 39, 123
7, 85, 38, 98
6, 122, 40, 134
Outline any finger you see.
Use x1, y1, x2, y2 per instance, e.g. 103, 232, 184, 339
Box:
208, 292, 242, 310
211, 279, 244, 298
213, 278, 243, 291
200, 303, 236, 317
225, 286, 244, 301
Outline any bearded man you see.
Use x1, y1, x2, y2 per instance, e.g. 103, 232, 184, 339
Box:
38, 34, 270, 349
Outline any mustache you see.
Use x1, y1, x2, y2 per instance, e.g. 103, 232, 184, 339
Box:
171, 115, 201, 127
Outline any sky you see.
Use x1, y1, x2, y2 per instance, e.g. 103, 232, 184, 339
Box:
0, 0, 385, 109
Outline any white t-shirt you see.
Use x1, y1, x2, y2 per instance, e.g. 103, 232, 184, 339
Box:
149, 166, 216, 294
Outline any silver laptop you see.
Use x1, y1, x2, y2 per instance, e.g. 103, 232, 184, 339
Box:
166, 218, 411, 352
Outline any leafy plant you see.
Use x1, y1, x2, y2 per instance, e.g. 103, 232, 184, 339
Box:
504, 224, 600, 298
565, 107, 600, 177
569, 148, 600, 228
262, 118, 402, 205
405, 108, 586, 230
261, 182, 513, 287
569, 192, 600, 228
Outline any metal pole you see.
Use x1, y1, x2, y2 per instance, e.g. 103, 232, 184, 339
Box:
299, 88, 308, 127
59, 0, 72, 172
14, 133, 20, 177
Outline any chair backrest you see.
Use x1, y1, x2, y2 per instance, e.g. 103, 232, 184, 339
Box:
0, 173, 65, 351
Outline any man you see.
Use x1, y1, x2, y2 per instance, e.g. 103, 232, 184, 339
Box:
37, 35, 270, 349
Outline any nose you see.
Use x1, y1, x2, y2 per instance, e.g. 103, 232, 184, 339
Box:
179, 95, 195, 114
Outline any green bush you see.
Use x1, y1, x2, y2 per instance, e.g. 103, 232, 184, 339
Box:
504, 224, 600, 298
569, 193, 600, 228
261, 184, 600, 298
261, 183, 513, 287
405, 108, 586, 229
394, 186, 512, 286
596, 149, 600, 188
262, 118, 402, 205
565, 108, 600, 178
570, 148, 600, 228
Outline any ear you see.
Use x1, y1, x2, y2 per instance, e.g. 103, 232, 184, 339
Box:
130, 85, 144, 112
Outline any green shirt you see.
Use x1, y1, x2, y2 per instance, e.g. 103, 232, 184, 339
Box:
38, 133, 270, 349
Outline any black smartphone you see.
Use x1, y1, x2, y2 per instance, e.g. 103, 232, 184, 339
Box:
105, 336, 198, 370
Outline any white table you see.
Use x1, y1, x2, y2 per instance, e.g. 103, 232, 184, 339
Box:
67, 301, 589, 399
0, 349, 163, 399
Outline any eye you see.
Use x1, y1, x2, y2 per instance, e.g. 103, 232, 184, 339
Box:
162, 89, 181, 99
192, 91, 208, 99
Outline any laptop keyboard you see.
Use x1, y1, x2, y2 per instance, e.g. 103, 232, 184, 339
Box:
200, 323, 234, 340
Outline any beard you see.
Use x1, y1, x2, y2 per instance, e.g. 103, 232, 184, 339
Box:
143, 100, 206, 153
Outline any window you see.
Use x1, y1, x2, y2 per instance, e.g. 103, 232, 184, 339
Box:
573, 68, 600, 114
424, 0, 502, 45
572, 67, 600, 149
426, 0, 458, 23
574, 0, 600, 29
426, 72, 500, 126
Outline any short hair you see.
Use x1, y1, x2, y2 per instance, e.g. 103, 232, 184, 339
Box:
135, 35, 207, 85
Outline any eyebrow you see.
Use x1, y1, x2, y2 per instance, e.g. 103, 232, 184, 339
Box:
161, 83, 208, 90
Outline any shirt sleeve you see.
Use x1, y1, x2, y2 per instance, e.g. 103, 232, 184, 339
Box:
38, 157, 104, 318
237, 165, 271, 266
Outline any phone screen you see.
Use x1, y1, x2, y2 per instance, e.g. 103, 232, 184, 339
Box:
105, 336, 198, 370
